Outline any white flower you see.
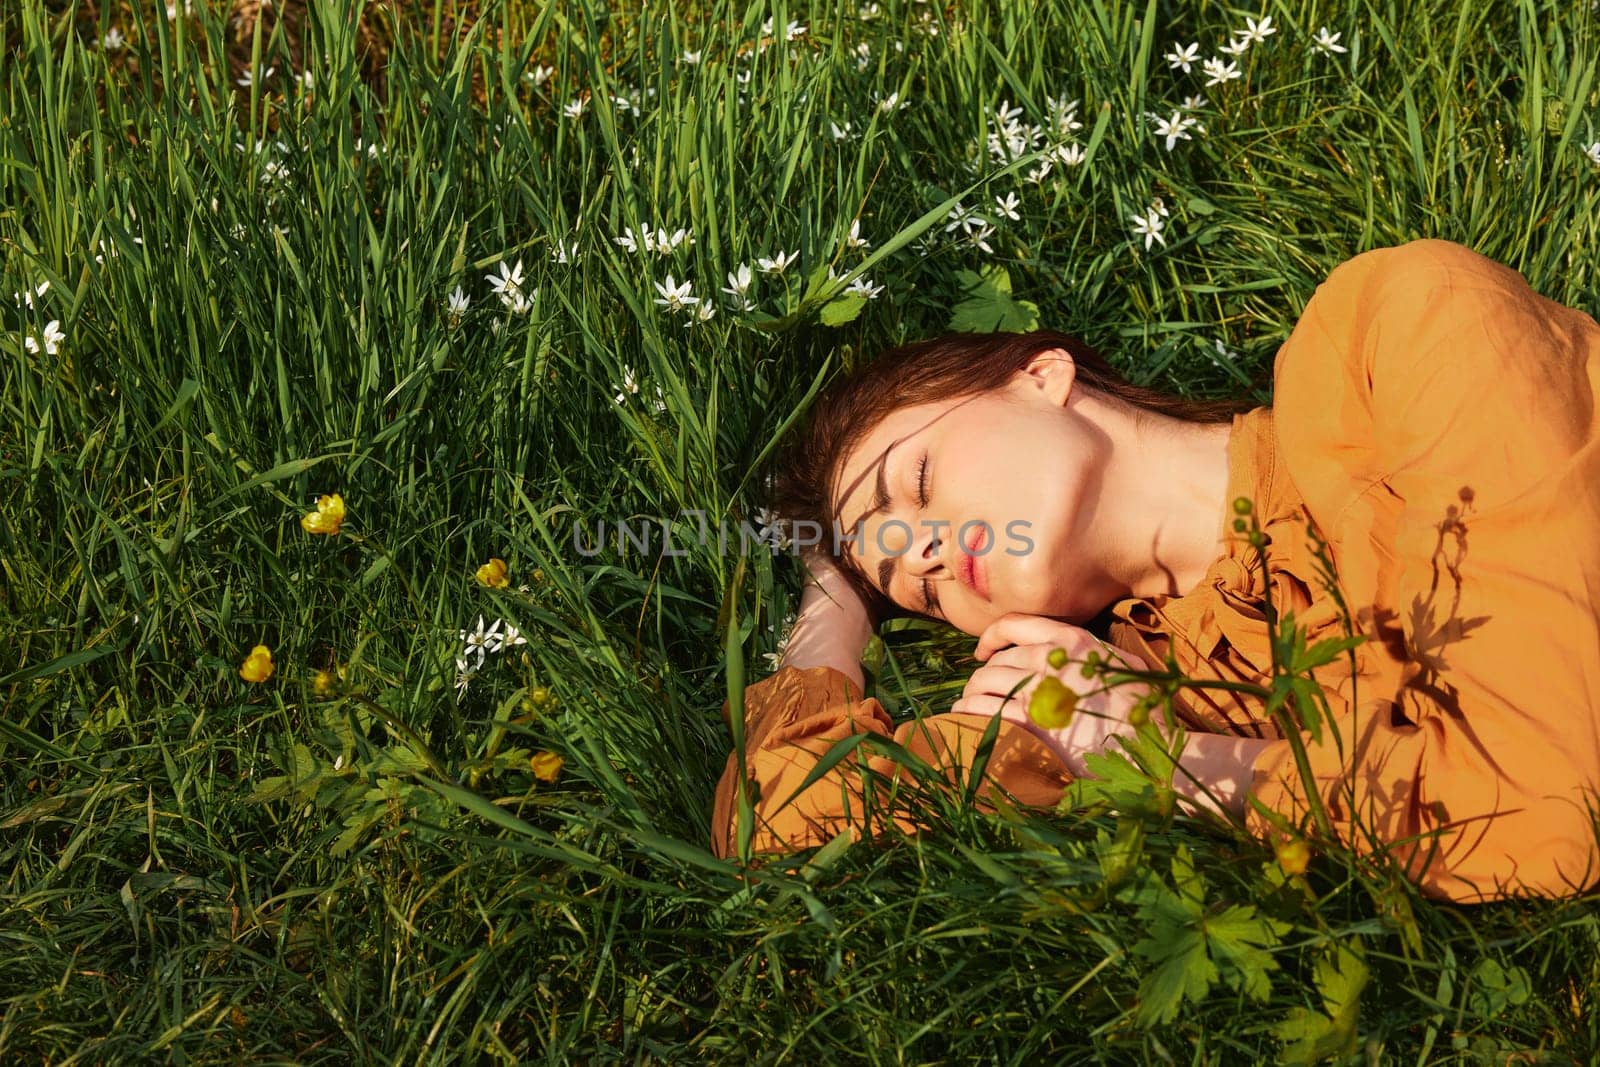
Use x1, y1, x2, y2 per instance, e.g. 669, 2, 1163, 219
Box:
1164, 42, 1200, 73
486, 260, 526, 300
563, 97, 588, 120
845, 219, 870, 250
653, 275, 699, 312
13, 281, 48, 308
681, 49, 702, 65
1235, 15, 1277, 47
1202, 57, 1242, 86
459, 615, 505, 663
859, 2, 881, 19
944, 202, 987, 233
845, 276, 884, 299
612, 92, 641, 117
1586, 142, 1600, 166
551, 238, 579, 264
1210, 338, 1239, 363
1151, 196, 1170, 217
24, 320, 65, 355
447, 285, 470, 317
655, 227, 693, 254
261, 158, 289, 184
993, 191, 1021, 221
785, 20, 807, 41
614, 365, 641, 402
854, 43, 872, 71
754, 509, 794, 550
757, 250, 797, 274
236, 66, 274, 88
99, 28, 126, 51
1312, 27, 1349, 54
691, 302, 718, 324
1024, 160, 1053, 184
165, 0, 193, 18
527, 64, 556, 86
1047, 94, 1084, 135
494, 287, 533, 316
1183, 93, 1209, 110
966, 223, 997, 254
454, 657, 477, 695
994, 99, 1024, 127
1054, 143, 1086, 166
1128, 209, 1167, 251
499, 622, 529, 648
1153, 111, 1195, 151
723, 263, 753, 297
830, 119, 854, 141
876, 92, 903, 114
614, 226, 644, 255
1219, 36, 1251, 57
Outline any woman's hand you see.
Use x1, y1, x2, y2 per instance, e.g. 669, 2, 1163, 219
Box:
949, 612, 1162, 778
776, 547, 877, 691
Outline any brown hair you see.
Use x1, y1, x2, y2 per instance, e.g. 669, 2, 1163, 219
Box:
764, 328, 1265, 624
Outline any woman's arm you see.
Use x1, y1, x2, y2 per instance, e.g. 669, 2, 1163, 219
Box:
1167, 732, 1275, 822
776, 549, 876, 693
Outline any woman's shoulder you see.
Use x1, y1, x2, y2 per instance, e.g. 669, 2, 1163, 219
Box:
1270, 238, 1600, 526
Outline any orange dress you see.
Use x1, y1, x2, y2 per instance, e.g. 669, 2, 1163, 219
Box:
712, 238, 1600, 904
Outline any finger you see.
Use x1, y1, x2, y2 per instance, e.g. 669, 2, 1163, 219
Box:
962, 664, 1036, 701
982, 645, 1048, 671
948, 694, 1020, 719
973, 613, 1087, 661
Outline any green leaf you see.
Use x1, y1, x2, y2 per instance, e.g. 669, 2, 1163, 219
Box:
1466, 956, 1531, 1019
947, 265, 1040, 333
1271, 938, 1369, 1064
820, 292, 866, 326
1132, 845, 1290, 1027
1203, 903, 1290, 1002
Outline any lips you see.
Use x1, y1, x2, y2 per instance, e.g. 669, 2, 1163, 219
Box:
959, 524, 988, 599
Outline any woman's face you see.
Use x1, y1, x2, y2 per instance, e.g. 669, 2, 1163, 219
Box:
828, 351, 1115, 636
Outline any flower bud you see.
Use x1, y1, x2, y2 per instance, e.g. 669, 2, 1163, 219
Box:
1047, 647, 1068, 670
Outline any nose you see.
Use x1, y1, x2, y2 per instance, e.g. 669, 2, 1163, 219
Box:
902, 521, 953, 582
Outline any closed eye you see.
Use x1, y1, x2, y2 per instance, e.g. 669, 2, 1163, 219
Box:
916, 453, 940, 615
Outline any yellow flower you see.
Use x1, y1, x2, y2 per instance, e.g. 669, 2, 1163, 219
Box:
300, 493, 346, 535
476, 557, 510, 588
530, 750, 564, 783
1027, 675, 1077, 729
240, 644, 275, 683
1275, 836, 1312, 877
312, 669, 336, 697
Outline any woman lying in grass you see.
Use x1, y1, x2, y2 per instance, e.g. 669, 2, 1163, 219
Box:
712, 238, 1600, 905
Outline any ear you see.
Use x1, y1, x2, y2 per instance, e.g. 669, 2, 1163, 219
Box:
1012, 347, 1077, 407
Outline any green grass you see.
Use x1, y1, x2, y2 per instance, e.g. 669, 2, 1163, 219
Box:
4, 0, 1600, 1060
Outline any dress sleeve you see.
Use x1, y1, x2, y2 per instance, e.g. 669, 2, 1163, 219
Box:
711, 664, 1074, 860
1245, 239, 1600, 903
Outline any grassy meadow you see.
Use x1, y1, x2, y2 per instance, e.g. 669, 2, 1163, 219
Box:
4, 0, 1600, 1060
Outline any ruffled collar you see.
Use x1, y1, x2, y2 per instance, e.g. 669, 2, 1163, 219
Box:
1101, 406, 1359, 736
